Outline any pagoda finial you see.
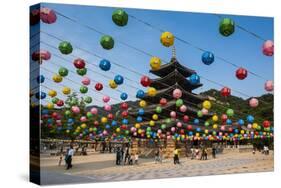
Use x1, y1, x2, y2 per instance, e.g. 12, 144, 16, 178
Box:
172, 45, 176, 59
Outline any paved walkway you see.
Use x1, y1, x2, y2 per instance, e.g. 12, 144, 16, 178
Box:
40, 151, 273, 185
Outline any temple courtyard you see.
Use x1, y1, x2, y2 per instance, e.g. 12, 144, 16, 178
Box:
39, 149, 274, 185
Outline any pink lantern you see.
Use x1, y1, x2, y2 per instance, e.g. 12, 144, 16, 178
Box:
40, 7, 57, 24
130, 127, 136, 132
104, 104, 112, 111
71, 106, 80, 114
157, 129, 162, 134
80, 116, 87, 122
201, 108, 208, 115
133, 132, 137, 136
183, 115, 189, 123
170, 111, 177, 118
102, 95, 110, 103
265, 80, 273, 92
90, 107, 98, 115
173, 88, 182, 99
221, 114, 228, 122
103, 130, 108, 135
32, 50, 51, 63
249, 98, 259, 108
180, 105, 187, 112
262, 40, 274, 56
171, 127, 176, 132
247, 124, 252, 129
176, 122, 182, 128
220, 125, 225, 131
81, 77, 91, 85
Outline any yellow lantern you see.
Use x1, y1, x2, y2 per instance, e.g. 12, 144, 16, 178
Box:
160, 31, 174, 47
109, 80, 118, 89
89, 128, 93, 132
52, 74, 63, 83
138, 129, 142, 134
213, 124, 218, 129
152, 114, 158, 120
46, 102, 54, 109
150, 57, 162, 70
62, 87, 71, 95
149, 120, 155, 126
48, 90, 57, 98
81, 123, 87, 129
203, 100, 211, 110
241, 130, 245, 134
139, 100, 147, 107
116, 128, 121, 132
101, 117, 108, 124
135, 123, 141, 129
147, 87, 157, 97
212, 115, 218, 122
204, 129, 209, 134
196, 133, 200, 137
66, 130, 70, 133
252, 123, 258, 129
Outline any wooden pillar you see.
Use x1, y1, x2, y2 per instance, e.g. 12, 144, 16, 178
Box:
165, 138, 175, 158
131, 138, 139, 154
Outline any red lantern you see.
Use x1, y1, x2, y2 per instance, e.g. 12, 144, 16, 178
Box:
56, 100, 64, 107
187, 125, 193, 130
73, 58, 86, 69
183, 115, 189, 123
94, 121, 99, 126
221, 114, 228, 122
120, 102, 128, 110
159, 98, 167, 106
95, 83, 103, 91
220, 87, 231, 97
121, 110, 129, 117
236, 68, 248, 80
180, 129, 185, 134
263, 120, 271, 128
121, 124, 127, 130
51, 112, 58, 119
228, 127, 233, 132
107, 113, 114, 120
140, 76, 151, 87
40, 7, 57, 24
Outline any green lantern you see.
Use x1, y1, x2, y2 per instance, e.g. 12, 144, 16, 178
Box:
51, 97, 59, 104
155, 106, 162, 114
161, 124, 166, 129
112, 9, 128, 26
219, 18, 235, 37
64, 110, 71, 117
204, 121, 210, 127
100, 35, 114, 50
226, 108, 234, 117
58, 41, 73, 55
197, 110, 203, 117
84, 96, 92, 103
86, 112, 93, 119
58, 67, 68, 77
176, 99, 183, 107
80, 86, 88, 94
165, 118, 171, 124
76, 68, 87, 76
70, 98, 78, 106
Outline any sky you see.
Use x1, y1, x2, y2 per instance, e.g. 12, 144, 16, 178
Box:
30, 3, 274, 107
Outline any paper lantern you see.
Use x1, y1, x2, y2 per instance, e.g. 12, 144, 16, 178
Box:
73, 58, 86, 69
236, 68, 247, 80
189, 73, 200, 84
219, 18, 235, 37
140, 76, 151, 87
99, 59, 111, 71
40, 7, 57, 24
160, 31, 174, 47
202, 100, 211, 109
58, 41, 73, 55
150, 57, 161, 70
221, 87, 231, 97
263, 120, 271, 128
95, 83, 103, 91
265, 80, 273, 92
262, 40, 274, 56
58, 67, 68, 77
249, 98, 259, 108
100, 35, 114, 50
147, 87, 157, 97
202, 51, 215, 65
112, 9, 128, 26
173, 88, 182, 99
109, 80, 118, 89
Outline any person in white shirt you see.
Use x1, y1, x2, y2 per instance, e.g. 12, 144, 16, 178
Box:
66, 145, 74, 170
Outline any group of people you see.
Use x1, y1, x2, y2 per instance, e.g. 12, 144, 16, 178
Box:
116, 147, 139, 165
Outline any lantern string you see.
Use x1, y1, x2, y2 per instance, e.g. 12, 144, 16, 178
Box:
39, 30, 272, 106
213, 14, 267, 42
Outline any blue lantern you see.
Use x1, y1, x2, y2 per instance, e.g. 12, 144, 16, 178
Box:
188, 131, 193, 136
202, 51, 215, 65
120, 92, 128, 100
136, 116, 143, 122
111, 120, 117, 126
238, 119, 244, 126
105, 124, 111, 129
226, 119, 232, 125
35, 91, 46, 99
37, 75, 45, 83
99, 59, 111, 71
42, 109, 49, 115
189, 74, 200, 85
122, 119, 129, 125
136, 89, 145, 99
246, 115, 254, 123
138, 108, 145, 115
193, 118, 199, 125
196, 127, 201, 132
234, 129, 239, 133
114, 75, 124, 85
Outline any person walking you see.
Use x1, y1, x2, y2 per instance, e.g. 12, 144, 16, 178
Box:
134, 152, 139, 165
116, 147, 121, 165
66, 145, 74, 170
173, 148, 180, 164
154, 148, 160, 163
